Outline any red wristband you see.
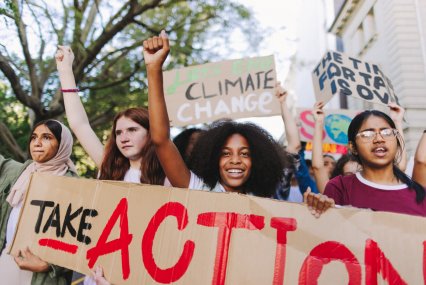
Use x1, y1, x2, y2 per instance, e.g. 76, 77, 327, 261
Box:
61, 88, 79, 93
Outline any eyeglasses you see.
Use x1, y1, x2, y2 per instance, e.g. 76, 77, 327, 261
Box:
355, 128, 398, 142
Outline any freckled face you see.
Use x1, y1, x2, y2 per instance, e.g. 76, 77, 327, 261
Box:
219, 134, 252, 192
30, 125, 59, 163
115, 116, 148, 162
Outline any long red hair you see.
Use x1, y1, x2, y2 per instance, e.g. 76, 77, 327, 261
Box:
99, 108, 165, 185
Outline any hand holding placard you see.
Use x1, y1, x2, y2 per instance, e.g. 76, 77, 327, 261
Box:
313, 101, 325, 124
275, 81, 288, 104
388, 102, 405, 125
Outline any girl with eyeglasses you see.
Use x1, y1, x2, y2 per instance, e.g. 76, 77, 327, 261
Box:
313, 109, 426, 217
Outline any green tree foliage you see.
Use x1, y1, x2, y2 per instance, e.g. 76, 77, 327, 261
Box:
0, 82, 31, 161
0, 0, 261, 175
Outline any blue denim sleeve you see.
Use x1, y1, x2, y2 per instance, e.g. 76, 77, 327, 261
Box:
295, 149, 319, 194
273, 166, 293, 201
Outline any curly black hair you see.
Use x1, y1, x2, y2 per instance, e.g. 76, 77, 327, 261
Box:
173, 128, 205, 163
189, 121, 287, 197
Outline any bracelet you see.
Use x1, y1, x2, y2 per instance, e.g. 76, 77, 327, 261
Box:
61, 88, 79, 93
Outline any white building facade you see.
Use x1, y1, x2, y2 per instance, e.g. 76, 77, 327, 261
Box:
330, 0, 426, 154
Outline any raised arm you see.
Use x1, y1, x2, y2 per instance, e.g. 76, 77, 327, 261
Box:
276, 82, 301, 154
413, 131, 426, 187
56, 46, 104, 167
388, 103, 407, 171
311, 101, 329, 193
144, 31, 191, 188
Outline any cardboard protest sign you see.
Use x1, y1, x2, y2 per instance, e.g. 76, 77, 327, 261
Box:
10, 173, 426, 284
297, 107, 359, 145
312, 51, 399, 105
163, 55, 280, 126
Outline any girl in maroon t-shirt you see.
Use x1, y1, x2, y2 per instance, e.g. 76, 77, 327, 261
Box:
307, 108, 426, 217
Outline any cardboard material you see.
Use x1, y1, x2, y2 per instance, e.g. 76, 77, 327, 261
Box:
312, 51, 399, 106
10, 173, 426, 284
297, 107, 359, 145
163, 55, 280, 126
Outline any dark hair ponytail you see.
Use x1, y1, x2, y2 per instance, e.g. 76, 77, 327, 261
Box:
393, 165, 425, 203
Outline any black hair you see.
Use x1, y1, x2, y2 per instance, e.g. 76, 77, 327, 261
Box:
348, 110, 425, 202
173, 128, 204, 163
28, 120, 62, 155
323, 154, 336, 161
189, 121, 287, 197
305, 159, 312, 168
330, 154, 358, 179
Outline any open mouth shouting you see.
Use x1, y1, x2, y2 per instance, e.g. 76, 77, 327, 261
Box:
372, 146, 388, 158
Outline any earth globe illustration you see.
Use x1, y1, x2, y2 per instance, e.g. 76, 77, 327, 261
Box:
324, 114, 351, 144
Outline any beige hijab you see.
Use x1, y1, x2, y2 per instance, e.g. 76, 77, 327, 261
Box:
6, 120, 77, 207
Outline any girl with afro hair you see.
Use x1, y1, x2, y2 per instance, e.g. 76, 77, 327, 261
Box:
144, 31, 287, 197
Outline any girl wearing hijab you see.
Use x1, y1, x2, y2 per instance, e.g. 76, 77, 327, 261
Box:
0, 119, 78, 285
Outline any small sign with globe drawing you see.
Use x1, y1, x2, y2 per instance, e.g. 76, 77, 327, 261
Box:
297, 108, 360, 145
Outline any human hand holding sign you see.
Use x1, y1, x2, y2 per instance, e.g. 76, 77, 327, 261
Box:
388, 102, 407, 171
143, 30, 170, 70
92, 265, 113, 285
275, 81, 288, 104
388, 102, 405, 126
304, 188, 335, 218
14, 247, 49, 273
313, 101, 325, 123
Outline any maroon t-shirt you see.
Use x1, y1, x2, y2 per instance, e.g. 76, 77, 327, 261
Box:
324, 173, 426, 217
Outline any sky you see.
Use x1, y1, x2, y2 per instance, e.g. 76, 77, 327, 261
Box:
169, 0, 304, 139
230, 0, 303, 140
1, 0, 306, 140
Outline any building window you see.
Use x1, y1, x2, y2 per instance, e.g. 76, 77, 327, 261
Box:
363, 10, 376, 43
352, 27, 364, 54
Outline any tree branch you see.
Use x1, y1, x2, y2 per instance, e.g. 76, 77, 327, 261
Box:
132, 20, 161, 34
0, 9, 14, 19
85, 40, 142, 74
89, 103, 116, 128
0, 121, 26, 161
12, 0, 41, 100
0, 52, 38, 109
72, 0, 84, 64
75, 0, 161, 82
83, 62, 142, 91
47, 89, 65, 120
59, 0, 69, 44
24, 0, 48, 90
80, 0, 101, 45
0, 44, 30, 80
